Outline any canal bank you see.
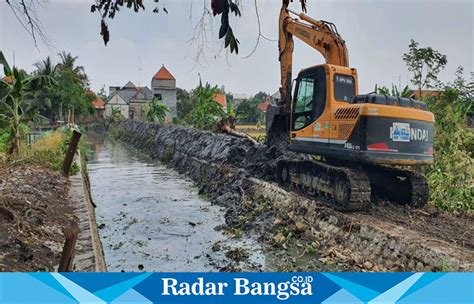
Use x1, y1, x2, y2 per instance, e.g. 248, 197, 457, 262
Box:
68, 149, 107, 271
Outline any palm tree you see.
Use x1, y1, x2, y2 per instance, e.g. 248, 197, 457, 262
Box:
57, 51, 86, 84
0, 51, 54, 155
34, 56, 58, 77
146, 98, 170, 124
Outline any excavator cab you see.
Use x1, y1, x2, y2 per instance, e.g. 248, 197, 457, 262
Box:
288, 64, 434, 165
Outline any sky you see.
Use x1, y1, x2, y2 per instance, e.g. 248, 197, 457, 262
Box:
0, 0, 472, 96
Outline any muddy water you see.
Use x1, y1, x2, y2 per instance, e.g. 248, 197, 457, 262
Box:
85, 134, 264, 272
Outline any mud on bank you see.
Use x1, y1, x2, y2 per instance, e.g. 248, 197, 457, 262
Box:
0, 166, 71, 271
109, 121, 473, 271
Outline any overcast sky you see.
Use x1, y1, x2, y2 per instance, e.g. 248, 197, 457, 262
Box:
0, 0, 472, 96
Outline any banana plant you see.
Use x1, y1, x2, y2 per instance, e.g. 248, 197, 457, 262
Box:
375, 84, 412, 98
146, 98, 170, 124
0, 50, 54, 155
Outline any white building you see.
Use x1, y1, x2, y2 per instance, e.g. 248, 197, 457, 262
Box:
151, 65, 177, 118
105, 81, 138, 118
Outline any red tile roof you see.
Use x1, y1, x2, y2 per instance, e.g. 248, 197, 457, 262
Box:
257, 100, 270, 112
213, 93, 227, 108
410, 90, 442, 99
154, 65, 175, 80
92, 96, 105, 109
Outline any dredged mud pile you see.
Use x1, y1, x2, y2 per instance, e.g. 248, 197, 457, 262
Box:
109, 121, 473, 271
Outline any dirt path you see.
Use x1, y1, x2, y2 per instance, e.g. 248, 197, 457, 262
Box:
368, 202, 473, 250
0, 165, 72, 271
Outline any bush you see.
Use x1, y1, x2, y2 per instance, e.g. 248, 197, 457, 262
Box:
5, 129, 80, 175
425, 88, 473, 213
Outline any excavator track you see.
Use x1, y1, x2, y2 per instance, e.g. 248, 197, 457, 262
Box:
276, 159, 372, 211
276, 159, 429, 211
365, 165, 429, 208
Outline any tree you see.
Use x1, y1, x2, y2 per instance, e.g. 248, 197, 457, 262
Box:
402, 39, 448, 96
254, 91, 269, 102
33, 56, 58, 77
0, 51, 54, 154
57, 51, 87, 85
176, 87, 195, 120
29, 52, 94, 122
146, 98, 170, 124
88, 0, 307, 52
97, 85, 108, 100
190, 80, 226, 130
236, 98, 261, 123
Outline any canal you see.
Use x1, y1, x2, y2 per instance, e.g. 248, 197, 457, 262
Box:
85, 134, 265, 272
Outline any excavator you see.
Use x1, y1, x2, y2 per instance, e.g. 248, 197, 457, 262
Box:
266, 2, 434, 211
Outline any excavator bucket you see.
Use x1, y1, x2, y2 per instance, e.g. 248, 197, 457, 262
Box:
265, 105, 289, 148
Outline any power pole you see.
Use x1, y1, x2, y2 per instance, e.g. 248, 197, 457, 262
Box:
138, 56, 142, 87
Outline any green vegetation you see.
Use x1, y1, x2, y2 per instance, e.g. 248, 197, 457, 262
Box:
175, 80, 269, 130
235, 98, 261, 123
31, 52, 95, 123
378, 41, 472, 213
146, 98, 170, 124
375, 84, 411, 98
425, 85, 473, 213
189, 80, 226, 131
0, 51, 54, 155
110, 106, 125, 122
403, 39, 448, 95
4, 129, 79, 175
375, 40, 473, 213
0, 50, 90, 175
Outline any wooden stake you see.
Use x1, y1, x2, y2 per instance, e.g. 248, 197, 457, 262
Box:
58, 220, 80, 272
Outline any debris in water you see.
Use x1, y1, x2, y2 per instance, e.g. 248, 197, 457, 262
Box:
225, 248, 249, 262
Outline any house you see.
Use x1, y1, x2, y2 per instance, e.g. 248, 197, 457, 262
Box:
105, 81, 140, 119
213, 93, 227, 112
129, 86, 154, 121
91, 95, 105, 119
256, 90, 281, 114
151, 65, 177, 118
256, 98, 270, 113
105, 65, 177, 121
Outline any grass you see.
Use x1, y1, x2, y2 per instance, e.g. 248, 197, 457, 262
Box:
235, 124, 266, 141
2, 130, 79, 175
